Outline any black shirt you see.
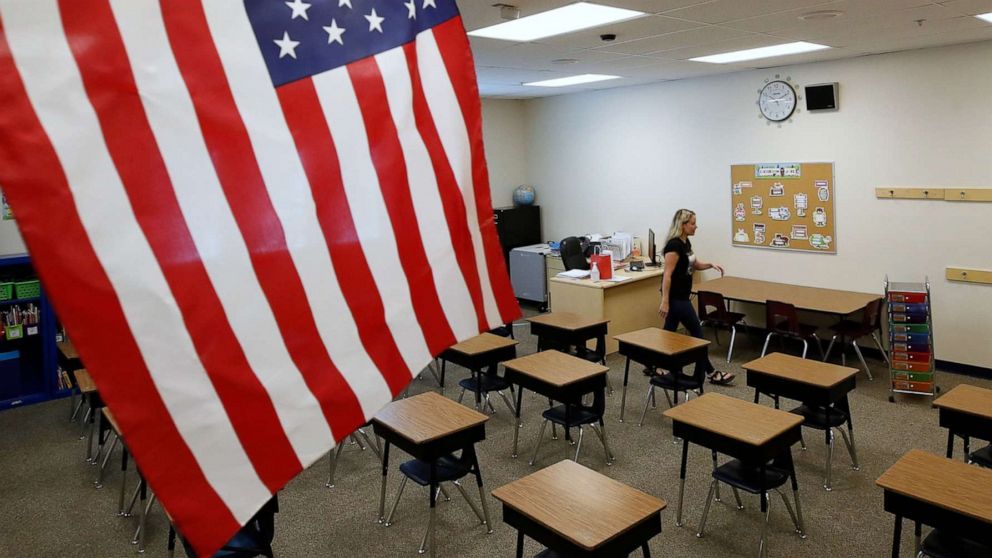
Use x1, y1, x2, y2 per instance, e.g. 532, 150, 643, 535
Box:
663, 237, 695, 300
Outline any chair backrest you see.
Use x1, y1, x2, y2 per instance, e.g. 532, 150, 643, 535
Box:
183, 496, 279, 558
559, 236, 589, 271
862, 298, 883, 330
766, 300, 799, 334
697, 291, 727, 321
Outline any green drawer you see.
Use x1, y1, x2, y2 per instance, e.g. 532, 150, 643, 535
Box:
893, 371, 934, 382
891, 324, 929, 334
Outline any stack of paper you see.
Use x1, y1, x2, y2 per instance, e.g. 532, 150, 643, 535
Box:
556, 269, 591, 279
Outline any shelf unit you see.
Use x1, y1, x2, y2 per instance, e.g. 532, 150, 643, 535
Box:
885, 278, 938, 403
0, 254, 62, 411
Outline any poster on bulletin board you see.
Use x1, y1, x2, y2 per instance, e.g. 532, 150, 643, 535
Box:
730, 162, 835, 254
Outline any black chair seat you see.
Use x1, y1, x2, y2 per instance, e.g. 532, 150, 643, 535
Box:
712, 460, 790, 494
920, 529, 992, 558
649, 372, 702, 392
489, 325, 513, 338
969, 444, 992, 468
398, 455, 471, 486
828, 319, 871, 337
704, 311, 746, 327
790, 404, 848, 429
458, 373, 511, 394
543, 404, 599, 427
772, 319, 818, 338
572, 347, 605, 364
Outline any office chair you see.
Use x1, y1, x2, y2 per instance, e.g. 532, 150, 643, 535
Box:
822, 298, 888, 380
559, 237, 588, 271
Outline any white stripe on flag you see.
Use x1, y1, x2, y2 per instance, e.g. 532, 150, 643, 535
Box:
414, 31, 502, 328
311, 67, 433, 373
374, 46, 479, 341
109, 0, 334, 462
1, 0, 267, 522
201, 0, 393, 425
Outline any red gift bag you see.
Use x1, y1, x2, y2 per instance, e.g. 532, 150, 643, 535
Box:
589, 247, 613, 280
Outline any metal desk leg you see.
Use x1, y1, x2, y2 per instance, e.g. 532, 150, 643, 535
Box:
429, 461, 438, 558
378, 442, 390, 523
891, 514, 902, 558
946, 430, 954, 459
620, 357, 631, 422
676, 438, 689, 527
516, 530, 524, 558
512, 388, 524, 458
642, 542, 651, 557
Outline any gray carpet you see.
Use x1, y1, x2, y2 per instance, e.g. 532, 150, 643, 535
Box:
1, 319, 988, 558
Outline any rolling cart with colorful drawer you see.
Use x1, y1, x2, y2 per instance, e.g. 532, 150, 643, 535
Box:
885, 278, 938, 402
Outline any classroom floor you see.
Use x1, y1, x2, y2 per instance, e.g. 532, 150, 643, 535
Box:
1, 318, 988, 558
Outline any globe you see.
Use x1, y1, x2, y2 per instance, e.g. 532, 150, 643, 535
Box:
512, 185, 536, 206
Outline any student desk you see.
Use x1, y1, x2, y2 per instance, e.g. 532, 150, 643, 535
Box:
613, 327, 710, 423
438, 333, 518, 406
744, 352, 858, 408
372, 392, 489, 558
663, 393, 803, 531
549, 267, 664, 354
58, 340, 85, 420
527, 312, 609, 357
932, 384, 992, 459
694, 276, 881, 316
876, 449, 992, 557
74, 368, 104, 462
492, 459, 666, 558
501, 350, 609, 458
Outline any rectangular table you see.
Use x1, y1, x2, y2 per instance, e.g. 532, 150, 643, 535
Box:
492, 459, 666, 558
613, 327, 710, 423
695, 276, 881, 317
549, 267, 664, 354
932, 384, 992, 460
876, 449, 992, 557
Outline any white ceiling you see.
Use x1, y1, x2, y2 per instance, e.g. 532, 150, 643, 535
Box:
459, 0, 992, 98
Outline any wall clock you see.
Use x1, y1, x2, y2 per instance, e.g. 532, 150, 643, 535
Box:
757, 76, 798, 124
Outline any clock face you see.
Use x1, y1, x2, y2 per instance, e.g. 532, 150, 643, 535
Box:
758, 80, 797, 122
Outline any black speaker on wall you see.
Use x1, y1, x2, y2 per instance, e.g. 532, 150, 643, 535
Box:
805, 82, 839, 111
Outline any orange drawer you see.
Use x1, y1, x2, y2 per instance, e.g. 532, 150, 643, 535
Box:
892, 380, 933, 393
889, 292, 926, 304
892, 351, 931, 363
892, 361, 932, 372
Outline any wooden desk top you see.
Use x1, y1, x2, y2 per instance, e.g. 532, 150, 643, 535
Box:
743, 352, 858, 388
74, 369, 97, 393
57, 340, 79, 360
373, 392, 488, 445
695, 276, 881, 315
102, 408, 122, 434
932, 384, 992, 419
549, 267, 664, 291
502, 350, 609, 387
491, 459, 666, 551
527, 312, 609, 331
663, 393, 803, 446
614, 327, 710, 356
445, 333, 518, 356
876, 449, 992, 525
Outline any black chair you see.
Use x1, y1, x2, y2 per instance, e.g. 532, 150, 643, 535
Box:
918, 529, 992, 558
170, 495, 279, 558
530, 388, 614, 466
456, 364, 517, 416
697, 291, 747, 363
823, 298, 888, 380
559, 236, 588, 271
969, 444, 992, 467
761, 300, 823, 359
789, 398, 859, 491
637, 367, 704, 428
696, 454, 805, 556
326, 423, 380, 488
489, 323, 515, 339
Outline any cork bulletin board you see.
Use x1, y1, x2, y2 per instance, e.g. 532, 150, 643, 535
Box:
730, 162, 836, 254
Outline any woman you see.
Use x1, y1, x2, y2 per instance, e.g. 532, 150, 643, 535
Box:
658, 209, 735, 385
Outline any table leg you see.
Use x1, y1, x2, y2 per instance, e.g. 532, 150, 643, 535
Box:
620, 357, 631, 423
945, 430, 954, 459
914, 521, 921, 553
677, 438, 689, 527
963, 435, 970, 461
512, 388, 524, 458
378, 442, 390, 523
467, 446, 493, 533
473, 368, 483, 411
753, 389, 760, 405
891, 514, 902, 558
429, 461, 438, 558
516, 530, 524, 558
642, 542, 651, 557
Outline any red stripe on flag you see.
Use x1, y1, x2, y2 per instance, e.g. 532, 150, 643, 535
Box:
347, 56, 456, 355
59, 0, 301, 492
161, 3, 364, 438
276, 78, 413, 396
0, 15, 238, 556
402, 42, 489, 334
428, 20, 520, 326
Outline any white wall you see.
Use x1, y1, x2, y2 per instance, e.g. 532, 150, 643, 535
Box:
0, 192, 26, 256
491, 40, 992, 368
482, 98, 529, 208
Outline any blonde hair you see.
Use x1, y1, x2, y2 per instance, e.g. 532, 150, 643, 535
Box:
665, 209, 696, 243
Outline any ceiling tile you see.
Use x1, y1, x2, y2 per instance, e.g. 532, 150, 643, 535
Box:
592, 25, 755, 55
535, 14, 702, 49
938, 0, 992, 16
664, 0, 837, 24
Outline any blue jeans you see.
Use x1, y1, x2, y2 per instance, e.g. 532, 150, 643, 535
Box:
663, 298, 715, 376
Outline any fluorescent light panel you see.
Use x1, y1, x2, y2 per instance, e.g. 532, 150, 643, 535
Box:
976, 12, 992, 23
468, 2, 645, 42
524, 74, 620, 87
691, 41, 830, 64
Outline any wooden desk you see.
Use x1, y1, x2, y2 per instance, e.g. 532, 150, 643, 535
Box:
439, 333, 518, 406
744, 352, 858, 408
663, 393, 804, 541
549, 267, 664, 354
695, 276, 881, 316
502, 350, 609, 459
932, 384, 992, 460
492, 459, 667, 558
614, 327, 710, 423
527, 312, 609, 357
372, 392, 490, 558
876, 449, 992, 557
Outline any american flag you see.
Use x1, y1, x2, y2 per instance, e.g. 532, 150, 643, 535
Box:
0, 0, 519, 554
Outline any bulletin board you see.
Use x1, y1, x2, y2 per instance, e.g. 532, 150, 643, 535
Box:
730, 162, 836, 254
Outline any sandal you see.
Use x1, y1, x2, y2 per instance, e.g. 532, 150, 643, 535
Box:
642, 366, 657, 377
707, 370, 736, 385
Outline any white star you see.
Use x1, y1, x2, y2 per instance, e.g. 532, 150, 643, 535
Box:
405, 0, 416, 19
338, 0, 351, 8
274, 31, 300, 59
422, 0, 436, 9
323, 19, 346, 45
365, 8, 384, 33
284, 0, 311, 20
